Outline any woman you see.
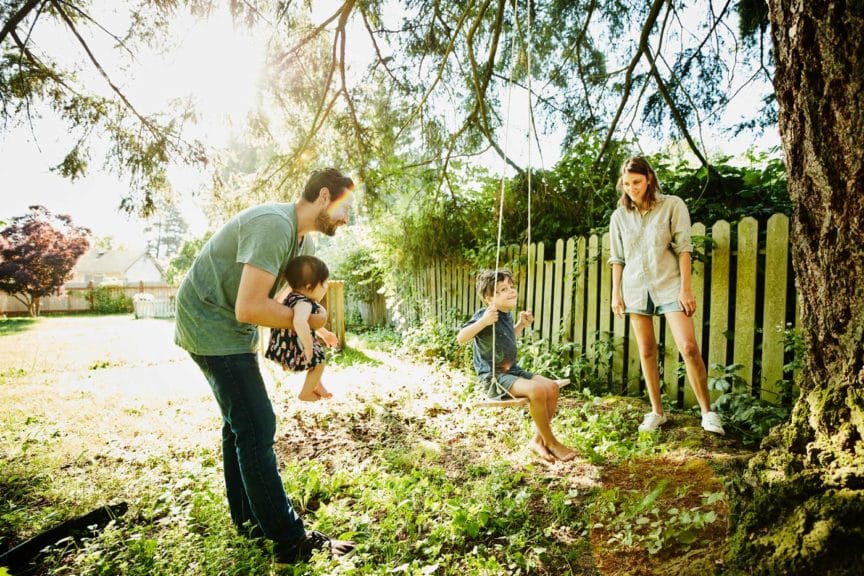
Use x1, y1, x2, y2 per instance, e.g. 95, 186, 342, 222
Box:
608, 157, 724, 434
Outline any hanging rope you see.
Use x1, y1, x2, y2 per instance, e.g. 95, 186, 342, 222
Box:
488, 0, 533, 404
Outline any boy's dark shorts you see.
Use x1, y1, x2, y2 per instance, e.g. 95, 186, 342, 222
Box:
479, 365, 534, 399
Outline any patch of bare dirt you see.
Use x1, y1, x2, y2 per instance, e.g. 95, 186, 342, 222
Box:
590, 455, 731, 576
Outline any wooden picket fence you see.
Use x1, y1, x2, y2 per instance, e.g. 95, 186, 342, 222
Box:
397, 214, 797, 408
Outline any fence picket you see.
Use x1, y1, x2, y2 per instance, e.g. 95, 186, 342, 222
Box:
734, 218, 759, 386
627, 319, 641, 395
573, 237, 587, 355
562, 238, 575, 343
542, 262, 554, 342
707, 220, 731, 398
761, 214, 789, 401
662, 315, 680, 402
552, 240, 565, 348
532, 242, 545, 332
599, 233, 613, 379
586, 235, 600, 358
684, 222, 707, 407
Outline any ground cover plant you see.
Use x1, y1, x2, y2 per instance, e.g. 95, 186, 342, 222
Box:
0, 316, 755, 575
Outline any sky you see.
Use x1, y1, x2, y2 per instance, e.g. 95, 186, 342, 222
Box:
0, 4, 266, 249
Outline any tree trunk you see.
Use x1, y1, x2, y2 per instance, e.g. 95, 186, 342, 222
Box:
727, 2, 864, 574
28, 296, 40, 318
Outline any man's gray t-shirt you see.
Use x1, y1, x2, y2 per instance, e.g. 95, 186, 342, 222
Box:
174, 203, 313, 356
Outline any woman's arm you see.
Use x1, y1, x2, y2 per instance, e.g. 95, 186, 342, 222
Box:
677, 251, 696, 316
611, 263, 625, 318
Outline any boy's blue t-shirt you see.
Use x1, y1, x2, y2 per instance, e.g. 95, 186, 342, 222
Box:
463, 307, 519, 377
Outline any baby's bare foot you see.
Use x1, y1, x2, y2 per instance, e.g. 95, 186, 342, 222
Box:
549, 442, 576, 462
528, 438, 554, 462
314, 384, 333, 399
555, 378, 571, 388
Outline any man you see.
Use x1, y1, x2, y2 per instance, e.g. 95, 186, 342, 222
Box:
174, 168, 355, 562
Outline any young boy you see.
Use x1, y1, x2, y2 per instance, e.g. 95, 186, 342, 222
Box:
457, 269, 576, 462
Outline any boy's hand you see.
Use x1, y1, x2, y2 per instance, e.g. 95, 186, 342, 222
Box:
481, 305, 499, 325
518, 310, 533, 326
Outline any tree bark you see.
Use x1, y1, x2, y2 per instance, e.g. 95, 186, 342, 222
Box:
728, 2, 864, 574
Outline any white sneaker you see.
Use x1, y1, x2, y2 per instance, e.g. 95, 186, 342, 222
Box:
638, 412, 668, 432
701, 411, 725, 435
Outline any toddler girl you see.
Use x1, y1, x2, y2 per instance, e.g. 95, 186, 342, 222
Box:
265, 255, 333, 401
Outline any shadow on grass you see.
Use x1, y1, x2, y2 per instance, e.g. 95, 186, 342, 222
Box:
0, 317, 37, 336
327, 345, 383, 368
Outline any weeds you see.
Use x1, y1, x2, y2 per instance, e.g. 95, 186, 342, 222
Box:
590, 483, 723, 555
708, 362, 792, 445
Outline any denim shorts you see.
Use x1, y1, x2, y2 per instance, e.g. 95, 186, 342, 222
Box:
479, 365, 534, 399
625, 294, 683, 316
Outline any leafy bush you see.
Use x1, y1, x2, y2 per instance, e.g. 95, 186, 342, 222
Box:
708, 362, 792, 445
333, 245, 386, 304
88, 286, 133, 314
400, 311, 472, 371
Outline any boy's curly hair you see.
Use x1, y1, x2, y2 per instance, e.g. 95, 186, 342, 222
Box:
476, 269, 515, 300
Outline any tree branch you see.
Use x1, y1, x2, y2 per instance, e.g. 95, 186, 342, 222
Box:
48, 0, 164, 140
361, 9, 407, 90
394, 0, 475, 142
644, 44, 709, 168
336, 2, 366, 169
277, 0, 349, 67
465, 0, 522, 173
594, 0, 665, 166
0, 0, 43, 46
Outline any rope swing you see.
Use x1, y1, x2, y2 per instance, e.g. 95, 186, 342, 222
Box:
476, 0, 533, 409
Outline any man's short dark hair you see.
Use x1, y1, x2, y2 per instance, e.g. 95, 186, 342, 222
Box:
284, 255, 330, 290
476, 269, 515, 300
302, 168, 354, 202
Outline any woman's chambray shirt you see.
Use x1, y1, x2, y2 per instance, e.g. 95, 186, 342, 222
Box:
607, 193, 693, 310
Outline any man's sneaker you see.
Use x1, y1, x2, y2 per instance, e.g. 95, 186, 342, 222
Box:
701, 411, 726, 435
638, 412, 668, 432
277, 530, 356, 563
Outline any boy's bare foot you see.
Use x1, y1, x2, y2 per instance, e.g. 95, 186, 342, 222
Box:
297, 392, 321, 402
555, 378, 571, 388
528, 438, 555, 462
548, 442, 576, 462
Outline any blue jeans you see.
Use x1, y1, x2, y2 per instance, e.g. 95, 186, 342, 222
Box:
189, 352, 305, 547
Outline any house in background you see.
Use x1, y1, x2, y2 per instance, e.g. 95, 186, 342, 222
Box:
65, 248, 167, 288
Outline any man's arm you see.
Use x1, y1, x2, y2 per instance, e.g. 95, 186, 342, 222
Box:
234, 264, 325, 329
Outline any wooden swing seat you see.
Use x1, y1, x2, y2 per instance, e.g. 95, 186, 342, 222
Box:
475, 397, 530, 408
474, 379, 570, 408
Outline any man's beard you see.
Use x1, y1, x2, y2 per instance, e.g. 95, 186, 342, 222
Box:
315, 210, 339, 236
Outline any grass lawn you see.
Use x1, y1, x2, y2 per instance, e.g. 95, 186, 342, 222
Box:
0, 316, 754, 575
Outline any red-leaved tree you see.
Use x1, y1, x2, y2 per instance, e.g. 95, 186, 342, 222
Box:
0, 206, 90, 317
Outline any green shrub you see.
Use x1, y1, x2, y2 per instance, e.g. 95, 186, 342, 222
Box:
88, 286, 133, 314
